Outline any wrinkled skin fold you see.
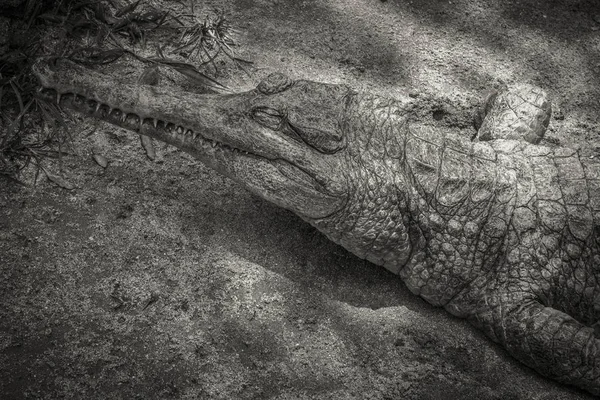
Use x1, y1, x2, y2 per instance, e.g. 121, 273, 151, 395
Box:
34, 59, 600, 396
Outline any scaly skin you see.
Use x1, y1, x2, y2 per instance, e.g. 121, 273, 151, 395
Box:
34, 59, 600, 395
474, 84, 551, 144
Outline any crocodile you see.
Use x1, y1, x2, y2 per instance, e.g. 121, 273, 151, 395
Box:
34, 59, 599, 396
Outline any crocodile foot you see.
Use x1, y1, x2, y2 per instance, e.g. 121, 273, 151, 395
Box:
474, 84, 551, 144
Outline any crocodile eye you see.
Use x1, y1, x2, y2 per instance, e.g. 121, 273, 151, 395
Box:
287, 110, 345, 154
287, 123, 344, 154
252, 107, 284, 130
257, 73, 293, 95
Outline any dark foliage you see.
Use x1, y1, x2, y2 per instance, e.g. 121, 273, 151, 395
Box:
0, 0, 245, 182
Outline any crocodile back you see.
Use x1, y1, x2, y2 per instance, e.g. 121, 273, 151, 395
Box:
397, 125, 599, 326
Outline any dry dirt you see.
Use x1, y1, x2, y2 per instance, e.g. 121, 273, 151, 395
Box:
1, 0, 600, 399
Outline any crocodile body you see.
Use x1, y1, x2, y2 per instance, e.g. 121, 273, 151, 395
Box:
34, 60, 599, 396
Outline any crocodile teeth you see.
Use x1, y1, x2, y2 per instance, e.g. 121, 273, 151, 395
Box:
211, 141, 217, 148
176, 126, 184, 135
110, 109, 121, 119
121, 113, 127, 122
128, 114, 139, 125
153, 119, 158, 128
56, 93, 62, 104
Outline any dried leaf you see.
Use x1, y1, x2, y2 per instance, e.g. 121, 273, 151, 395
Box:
115, 0, 141, 18
111, 16, 132, 31
95, 24, 110, 46
9, 80, 24, 114
140, 135, 155, 160
68, 18, 96, 34
69, 47, 126, 65
169, 13, 185, 27
138, 65, 160, 86
142, 292, 159, 310
92, 154, 108, 168
37, 14, 67, 24
93, 48, 126, 64
233, 57, 253, 65
137, 10, 167, 23
0, 173, 27, 186
46, 172, 75, 190
128, 22, 144, 45
150, 58, 229, 91
93, 2, 116, 25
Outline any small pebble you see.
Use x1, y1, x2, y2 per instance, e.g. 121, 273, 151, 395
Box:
93, 154, 108, 168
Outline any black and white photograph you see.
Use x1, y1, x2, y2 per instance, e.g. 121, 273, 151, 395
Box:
1, 0, 599, 398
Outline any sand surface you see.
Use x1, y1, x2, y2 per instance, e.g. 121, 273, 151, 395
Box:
1, 0, 600, 398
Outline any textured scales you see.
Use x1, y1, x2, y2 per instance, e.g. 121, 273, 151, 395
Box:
474, 83, 551, 144
34, 59, 600, 396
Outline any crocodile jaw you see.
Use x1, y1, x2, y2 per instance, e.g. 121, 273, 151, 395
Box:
34, 59, 344, 219
33, 59, 415, 274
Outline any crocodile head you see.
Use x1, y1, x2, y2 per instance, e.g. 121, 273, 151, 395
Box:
34, 59, 415, 272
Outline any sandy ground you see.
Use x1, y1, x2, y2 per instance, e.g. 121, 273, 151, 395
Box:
1, 0, 600, 399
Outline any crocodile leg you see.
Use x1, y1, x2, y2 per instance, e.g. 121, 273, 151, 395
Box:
467, 292, 599, 395
474, 84, 551, 144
